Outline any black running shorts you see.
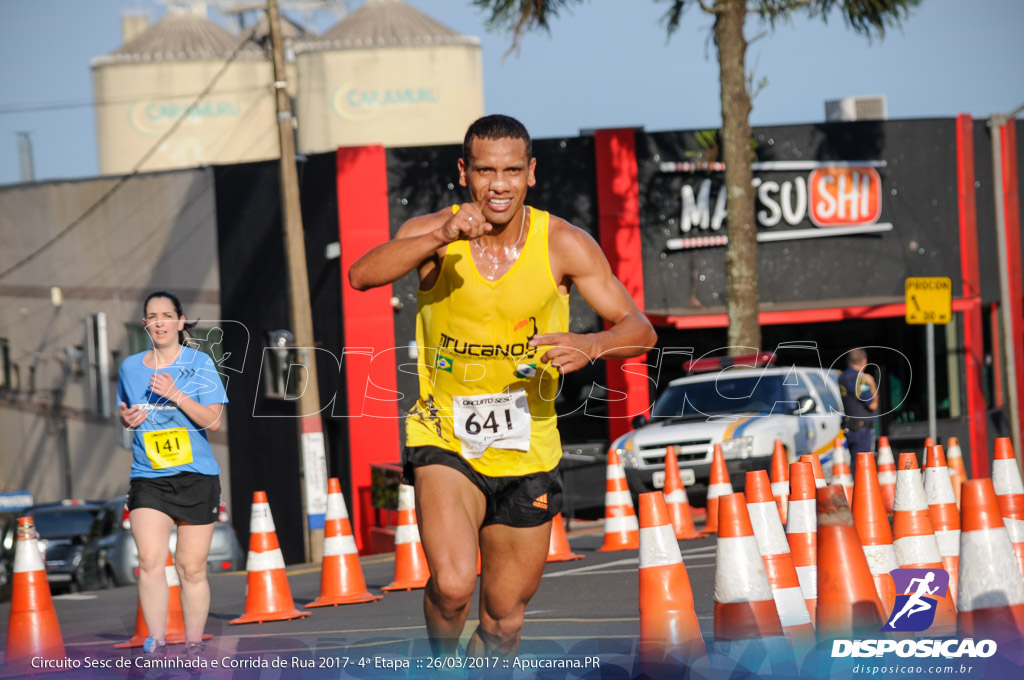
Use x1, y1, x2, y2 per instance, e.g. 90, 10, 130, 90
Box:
402, 445, 562, 528
127, 472, 221, 525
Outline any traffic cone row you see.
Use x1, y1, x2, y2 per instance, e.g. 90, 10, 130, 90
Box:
924, 445, 960, 604
662, 446, 701, 540
891, 453, 957, 635
876, 436, 897, 514
786, 461, 819, 624
637, 492, 705, 666
231, 491, 308, 624
992, 437, 1024, 580
945, 436, 967, 508
598, 448, 640, 551
5, 517, 65, 668
703, 444, 734, 536
745, 471, 815, 643
770, 440, 790, 526
851, 452, 898, 617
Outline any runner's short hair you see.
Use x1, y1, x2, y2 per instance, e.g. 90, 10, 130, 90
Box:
463, 115, 532, 162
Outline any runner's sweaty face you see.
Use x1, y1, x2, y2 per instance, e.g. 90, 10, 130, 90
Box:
458, 137, 536, 228
143, 296, 185, 350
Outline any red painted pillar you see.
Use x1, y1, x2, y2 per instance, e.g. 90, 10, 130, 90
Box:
595, 129, 650, 442
999, 119, 1024, 453
955, 115, 989, 477
336, 145, 400, 551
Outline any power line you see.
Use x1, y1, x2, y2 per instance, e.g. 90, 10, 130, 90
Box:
0, 85, 271, 116
0, 34, 258, 284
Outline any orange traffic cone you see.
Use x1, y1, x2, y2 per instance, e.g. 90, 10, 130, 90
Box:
924, 436, 936, 450
877, 436, 897, 514
702, 443, 734, 536
924, 445, 960, 605
383, 483, 431, 590
786, 461, 818, 624
637, 492, 705, 667
770, 440, 790, 526
816, 485, 886, 638
745, 471, 815, 643
308, 478, 382, 607
663, 445, 700, 540
957, 479, 1024, 641
547, 513, 584, 562
851, 451, 898, 618
945, 436, 967, 508
800, 454, 827, 489
831, 438, 854, 504
598, 448, 640, 551
114, 553, 211, 647
5, 517, 65, 667
714, 492, 784, 640
992, 437, 1024, 580
230, 492, 308, 624
891, 453, 956, 635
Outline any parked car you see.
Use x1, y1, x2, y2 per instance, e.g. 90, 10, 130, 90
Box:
22, 500, 108, 593
611, 355, 844, 507
81, 496, 245, 588
0, 511, 21, 601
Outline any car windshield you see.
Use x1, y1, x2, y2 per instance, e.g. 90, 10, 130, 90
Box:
652, 375, 787, 417
30, 509, 99, 537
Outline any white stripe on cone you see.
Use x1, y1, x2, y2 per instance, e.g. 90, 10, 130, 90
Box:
959, 527, 1024, 610
604, 490, 633, 507
664, 489, 687, 504
323, 534, 358, 557
13, 537, 45, 573
395, 524, 422, 545
934, 529, 961, 558
894, 534, 943, 566
878, 472, 897, 485
707, 483, 733, 499
1004, 517, 1024, 544
250, 503, 276, 534
165, 563, 180, 587
399, 484, 416, 508
795, 565, 817, 599
715, 537, 774, 602
878, 445, 895, 466
773, 586, 812, 627
639, 525, 684, 569
993, 459, 1024, 495
895, 469, 927, 510
747, 501, 790, 555
785, 499, 816, 535
605, 515, 640, 534
771, 481, 789, 497
326, 493, 349, 519
924, 468, 957, 504
246, 548, 286, 572
607, 464, 627, 481
862, 543, 900, 576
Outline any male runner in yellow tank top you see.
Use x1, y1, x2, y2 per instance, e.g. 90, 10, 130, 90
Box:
349, 115, 656, 662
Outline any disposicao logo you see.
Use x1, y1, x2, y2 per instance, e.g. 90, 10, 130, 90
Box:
882, 567, 949, 632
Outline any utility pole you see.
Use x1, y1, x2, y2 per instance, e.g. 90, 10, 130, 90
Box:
267, 0, 327, 563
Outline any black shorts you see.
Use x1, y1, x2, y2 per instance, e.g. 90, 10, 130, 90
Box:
128, 472, 221, 525
402, 446, 563, 528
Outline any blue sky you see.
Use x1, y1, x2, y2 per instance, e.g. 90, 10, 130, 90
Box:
0, 0, 1021, 186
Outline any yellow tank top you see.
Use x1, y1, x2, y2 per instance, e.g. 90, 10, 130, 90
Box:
406, 206, 569, 476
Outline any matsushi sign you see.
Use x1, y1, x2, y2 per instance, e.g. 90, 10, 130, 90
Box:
662, 160, 892, 250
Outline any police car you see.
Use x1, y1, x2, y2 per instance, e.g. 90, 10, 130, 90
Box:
611, 354, 844, 506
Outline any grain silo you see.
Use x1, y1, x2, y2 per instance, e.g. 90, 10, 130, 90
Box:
91, 5, 311, 175
294, 0, 484, 152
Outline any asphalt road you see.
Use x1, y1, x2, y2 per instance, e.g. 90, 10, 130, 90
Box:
0, 521, 725, 680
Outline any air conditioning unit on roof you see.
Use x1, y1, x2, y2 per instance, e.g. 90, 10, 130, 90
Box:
825, 95, 888, 122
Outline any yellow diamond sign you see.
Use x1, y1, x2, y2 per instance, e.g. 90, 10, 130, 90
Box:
905, 277, 952, 325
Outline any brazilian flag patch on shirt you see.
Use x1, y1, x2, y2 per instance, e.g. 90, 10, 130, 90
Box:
516, 363, 537, 378
436, 355, 454, 373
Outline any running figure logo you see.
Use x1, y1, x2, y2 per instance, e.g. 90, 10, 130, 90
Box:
881, 568, 950, 632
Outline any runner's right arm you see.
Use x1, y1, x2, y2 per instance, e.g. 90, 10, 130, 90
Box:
349, 196, 493, 291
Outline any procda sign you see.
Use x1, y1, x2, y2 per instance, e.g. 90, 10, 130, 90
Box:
661, 160, 892, 250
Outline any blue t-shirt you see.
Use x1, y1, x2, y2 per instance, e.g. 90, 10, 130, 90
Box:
117, 346, 228, 479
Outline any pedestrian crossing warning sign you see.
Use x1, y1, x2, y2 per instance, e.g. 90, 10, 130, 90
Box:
905, 277, 952, 325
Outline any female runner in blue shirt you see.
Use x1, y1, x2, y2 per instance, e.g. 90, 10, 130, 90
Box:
117, 291, 228, 658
